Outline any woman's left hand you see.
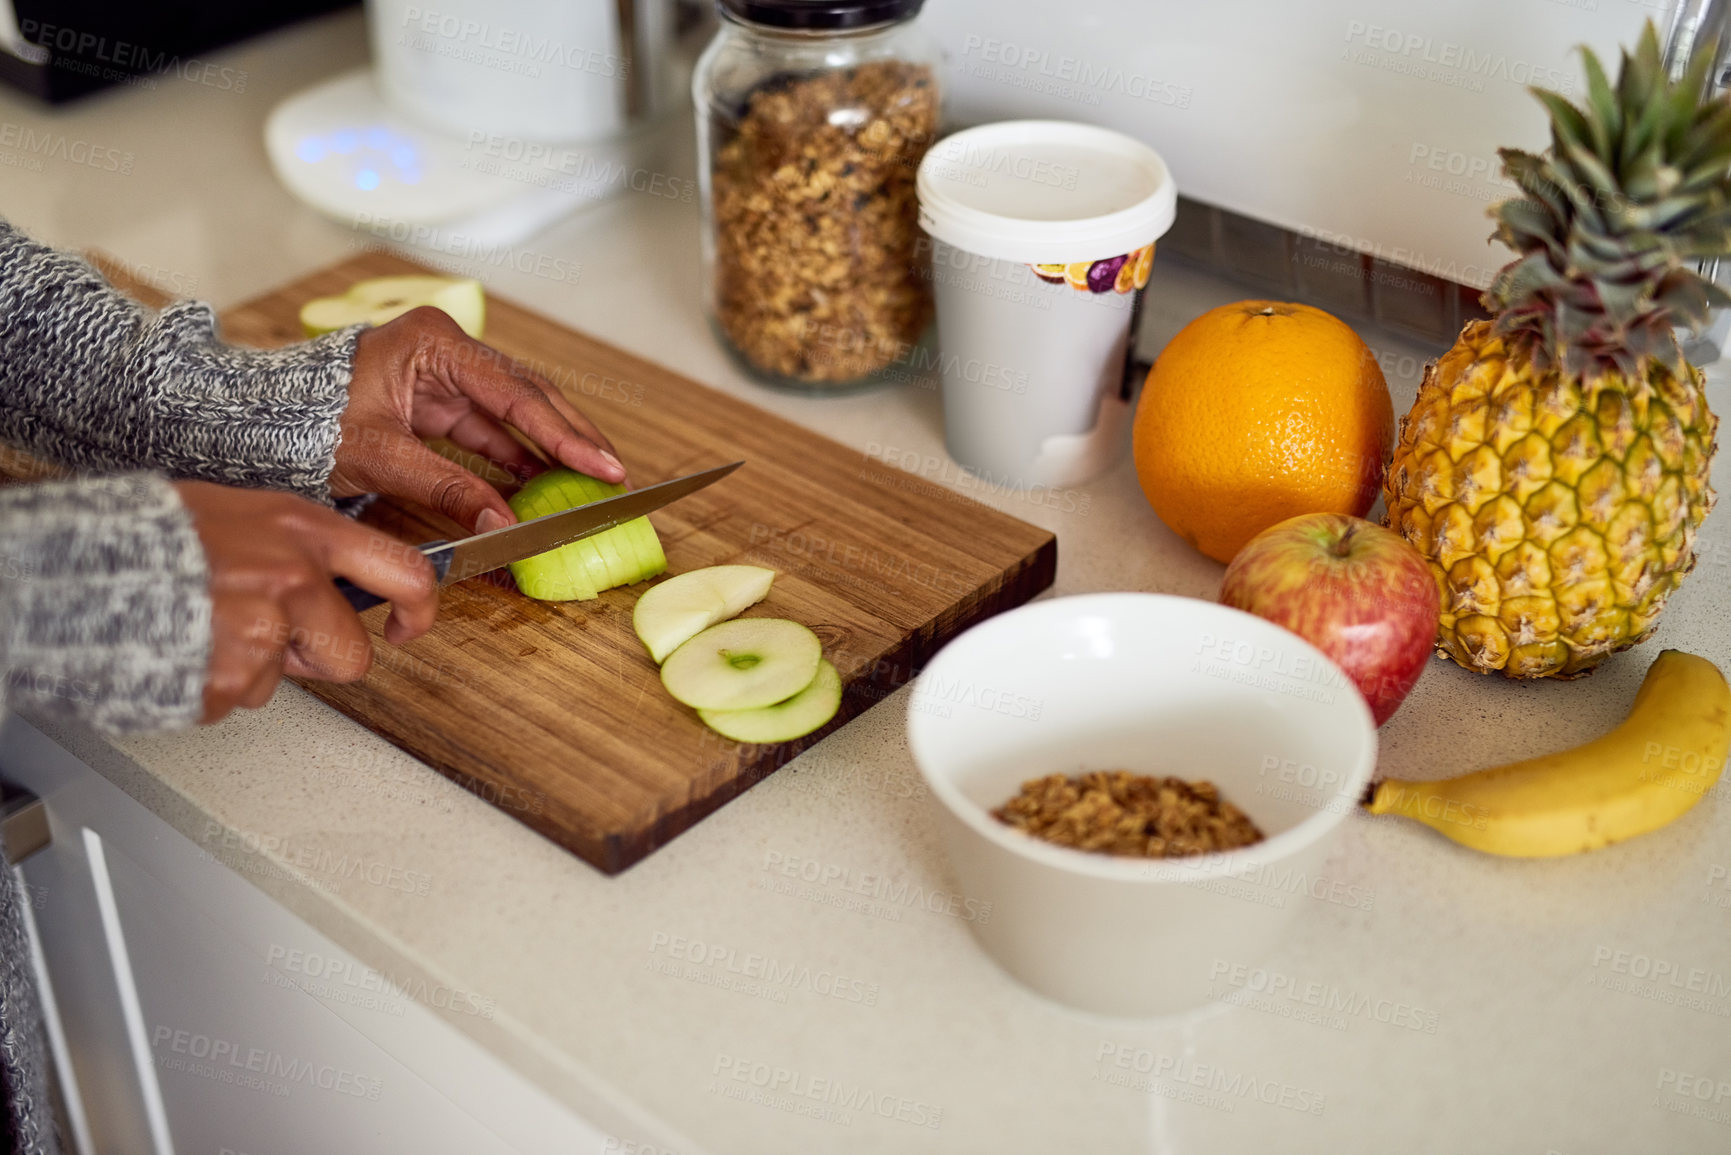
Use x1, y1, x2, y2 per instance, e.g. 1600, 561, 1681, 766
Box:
330, 307, 627, 534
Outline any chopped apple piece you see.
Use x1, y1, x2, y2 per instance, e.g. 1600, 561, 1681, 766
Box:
618, 516, 668, 590
700, 660, 841, 743
660, 618, 821, 711
505, 470, 666, 602
505, 473, 600, 601
632, 565, 776, 663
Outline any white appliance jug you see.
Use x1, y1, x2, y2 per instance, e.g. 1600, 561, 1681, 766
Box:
265, 0, 686, 247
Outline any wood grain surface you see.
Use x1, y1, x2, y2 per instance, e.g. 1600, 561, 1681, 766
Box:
23, 250, 1058, 873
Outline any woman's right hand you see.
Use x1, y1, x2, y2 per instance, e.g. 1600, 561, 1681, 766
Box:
173, 482, 439, 723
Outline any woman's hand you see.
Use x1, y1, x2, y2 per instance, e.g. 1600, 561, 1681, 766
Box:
175, 481, 439, 723
331, 307, 626, 533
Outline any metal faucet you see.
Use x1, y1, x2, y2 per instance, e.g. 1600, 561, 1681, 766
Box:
1665, 0, 1731, 359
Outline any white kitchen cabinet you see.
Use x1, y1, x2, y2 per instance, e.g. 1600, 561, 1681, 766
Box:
0, 715, 610, 1155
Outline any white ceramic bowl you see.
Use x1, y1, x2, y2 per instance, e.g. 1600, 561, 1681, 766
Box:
907, 593, 1377, 1017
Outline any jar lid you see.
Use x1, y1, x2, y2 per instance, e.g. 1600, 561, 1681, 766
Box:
916, 121, 1177, 265
719, 0, 925, 31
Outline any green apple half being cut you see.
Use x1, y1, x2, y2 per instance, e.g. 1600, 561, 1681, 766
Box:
661, 618, 821, 711
699, 660, 840, 743
633, 565, 775, 663
506, 470, 666, 601
300, 276, 486, 339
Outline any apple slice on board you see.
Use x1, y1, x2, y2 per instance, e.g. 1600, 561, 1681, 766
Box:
632, 565, 776, 663
700, 660, 841, 743
660, 618, 821, 711
300, 275, 486, 338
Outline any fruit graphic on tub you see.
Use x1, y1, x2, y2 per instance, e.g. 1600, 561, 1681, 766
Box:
1086, 255, 1126, 293
1029, 245, 1152, 292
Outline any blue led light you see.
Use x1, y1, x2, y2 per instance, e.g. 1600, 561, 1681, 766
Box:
331, 129, 360, 155
390, 144, 417, 169
364, 126, 392, 150
355, 169, 380, 191
295, 137, 326, 164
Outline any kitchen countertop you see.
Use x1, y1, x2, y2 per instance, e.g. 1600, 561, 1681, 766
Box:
6, 11, 1731, 1153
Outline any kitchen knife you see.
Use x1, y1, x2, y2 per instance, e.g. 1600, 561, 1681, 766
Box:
334, 461, 743, 612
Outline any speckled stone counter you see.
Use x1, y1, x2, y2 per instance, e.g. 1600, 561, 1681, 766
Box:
4, 12, 1730, 1153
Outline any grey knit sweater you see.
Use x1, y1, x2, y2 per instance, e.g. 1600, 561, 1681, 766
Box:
0, 218, 360, 1153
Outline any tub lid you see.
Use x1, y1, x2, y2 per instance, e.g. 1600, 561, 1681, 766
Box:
917, 120, 1177, 264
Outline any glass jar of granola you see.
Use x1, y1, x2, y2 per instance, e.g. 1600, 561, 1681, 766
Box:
694, 0, 940, 391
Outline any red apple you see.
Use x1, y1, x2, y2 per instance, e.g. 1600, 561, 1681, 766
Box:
1219, 513, 1439, 725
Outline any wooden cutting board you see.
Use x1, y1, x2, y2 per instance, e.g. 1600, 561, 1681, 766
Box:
36, 251, 1058, 873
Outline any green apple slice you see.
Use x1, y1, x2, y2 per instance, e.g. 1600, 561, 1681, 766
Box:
620, 516, 668, 590
300, 275, 486, 338
661, 618, 821, 711
591, 474, 667, 586
505, 469, 665, 601
624, 517, 668, 584
632, 565, 776, 663
569, 474, 647, 589
699, 660, 841, 743
560, 473, 652, 589
550, 471, 626, 588
578, 497, 635, 588
561, 472, 615, 503
508, 535, 601, 601
504, 479, 600, 600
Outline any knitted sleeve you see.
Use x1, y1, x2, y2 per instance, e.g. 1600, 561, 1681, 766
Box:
0, 471, 208, 1154
0, 472, 209, 732
0, 219, 357, 502
0, 820, 52, 1155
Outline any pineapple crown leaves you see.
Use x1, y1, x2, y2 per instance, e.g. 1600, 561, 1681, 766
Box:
1485, 20, 1731, 379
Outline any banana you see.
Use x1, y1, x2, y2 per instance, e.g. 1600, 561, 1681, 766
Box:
1365, 649, 1731, 857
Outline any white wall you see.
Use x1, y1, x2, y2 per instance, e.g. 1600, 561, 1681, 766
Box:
922, 0, 1673, 287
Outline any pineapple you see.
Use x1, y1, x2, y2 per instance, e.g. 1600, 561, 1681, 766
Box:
1385, 22, 1726, 679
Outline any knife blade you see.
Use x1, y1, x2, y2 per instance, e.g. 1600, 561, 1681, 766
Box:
334, 461, 743, 612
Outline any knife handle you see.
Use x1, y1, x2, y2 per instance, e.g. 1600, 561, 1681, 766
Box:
333, 541, 452, 613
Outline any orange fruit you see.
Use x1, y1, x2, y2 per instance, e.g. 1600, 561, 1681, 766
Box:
1065, 262, 1093, 290
1132, 300, 1393, 563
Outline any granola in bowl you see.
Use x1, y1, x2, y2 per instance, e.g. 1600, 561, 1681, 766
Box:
992, 770, 1266, 859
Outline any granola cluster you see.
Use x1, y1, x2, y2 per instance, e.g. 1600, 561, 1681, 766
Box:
709, 60, 938, 385
992, 771, 1265, 859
